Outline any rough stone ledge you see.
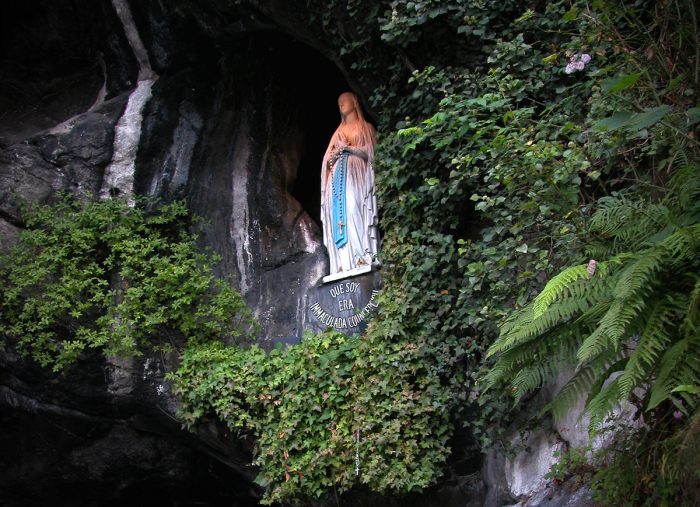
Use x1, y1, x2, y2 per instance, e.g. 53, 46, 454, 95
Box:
0, 385, 115, 423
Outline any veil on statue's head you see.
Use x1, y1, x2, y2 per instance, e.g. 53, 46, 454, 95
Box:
325, 91, 376, 159
338, 92, 365, 122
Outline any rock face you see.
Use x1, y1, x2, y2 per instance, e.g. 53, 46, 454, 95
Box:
0, 349, 260, 507
481, 370, 638, 506
1, 0, 360, 344
164, 38, 335, 344
0, 0, 387, 505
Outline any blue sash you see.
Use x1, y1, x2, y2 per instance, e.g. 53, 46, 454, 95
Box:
332, 152, 349, 248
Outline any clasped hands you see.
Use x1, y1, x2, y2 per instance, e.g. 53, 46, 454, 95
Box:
327, 140, 350, 170
328, 138, 369, 170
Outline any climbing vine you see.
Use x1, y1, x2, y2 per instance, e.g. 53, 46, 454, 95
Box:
175, 0, 669, 503
0, 197, 255, 371
170, 328, 460, 503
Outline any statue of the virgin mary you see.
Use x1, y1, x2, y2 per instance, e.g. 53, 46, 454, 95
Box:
321, 92, 379, 282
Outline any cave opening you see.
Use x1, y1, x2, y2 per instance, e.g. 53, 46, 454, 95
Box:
243, 31, 361, 226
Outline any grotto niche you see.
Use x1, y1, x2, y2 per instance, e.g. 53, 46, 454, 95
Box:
139, 29, 362, 344
130, 28, 382, 343
0, 1, 380, 505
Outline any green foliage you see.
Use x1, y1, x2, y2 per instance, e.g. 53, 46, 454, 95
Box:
0, 196, 255, 370
169, 328, 458, 504
544, 407, 700, 506
589, 408, 700, 506
294, 0, 615, 476
5, 0, 699, 503
369, 0, 608, 449
485, 166, 700, 433
545, 446, 595, 489
300, 0, 698, 491
484, 0, 700, 435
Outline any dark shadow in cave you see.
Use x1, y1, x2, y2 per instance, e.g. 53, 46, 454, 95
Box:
0, 0, 136, 148
257, 31, 354, 226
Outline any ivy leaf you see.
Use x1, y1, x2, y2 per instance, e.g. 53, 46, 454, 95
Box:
541, 53, 559, 65
562, 7, 578, 22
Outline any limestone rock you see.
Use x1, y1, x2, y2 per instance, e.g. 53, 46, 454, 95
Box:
505, 430, 566, 498
508, 482, 594, 507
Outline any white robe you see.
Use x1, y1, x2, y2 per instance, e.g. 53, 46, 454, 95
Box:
321, 132, 378, 276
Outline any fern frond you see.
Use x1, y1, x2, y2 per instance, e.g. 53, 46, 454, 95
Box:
589, 196, 639, 235
613, 249, 663, 300
589, 197, 669, 248
643, 276, 700, 411
585, 241, 616, 260
662, 223, 700, 264
617, 295, 684, 398
532, 264, 589, 319
586, 376, 626, 434
510, 362, 558, 404
498, 305, 533, 338
575, 297, 614, 327
484, 335, 544, 387
487, 305, 545, 358
647, 339, 691, 410
487, 165, 700, 435
488, 297, 590, 358
491, 262, 622, 360
546, 352, 627, 421
533, 263, 615, 316
576, 295, 646, 364
615, 204, 669, 246
669, 164, 700, 212
681, 278, 700, 339
575, 242, 681, 365
509, 331, 585, 403
484, 326, 581, 392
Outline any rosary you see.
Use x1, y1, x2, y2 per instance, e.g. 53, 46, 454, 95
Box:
332, 152, 347, 240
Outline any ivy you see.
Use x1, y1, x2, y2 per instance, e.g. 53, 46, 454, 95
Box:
171, 0, 690, 502
169, 328, 460, 504
0, 196, 255, 371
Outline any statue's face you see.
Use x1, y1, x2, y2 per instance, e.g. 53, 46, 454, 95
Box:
338, 94, 356, 116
